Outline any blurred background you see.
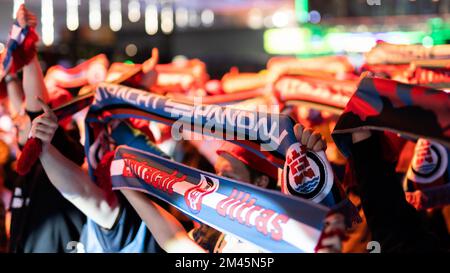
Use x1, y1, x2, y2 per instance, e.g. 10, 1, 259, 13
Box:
0, 0, 449, 78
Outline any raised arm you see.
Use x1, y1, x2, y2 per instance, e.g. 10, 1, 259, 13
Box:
16, 4, 49, 112
120, 189, 206, 253
22, 57, 49, 111
31, 98, 120, 229
350, 130, 441, 252
5, 74, 24, 117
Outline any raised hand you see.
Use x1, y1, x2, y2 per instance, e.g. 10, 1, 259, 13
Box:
293, 124, 327, 152
16, 4, 37, 28
29, 97, 58, 146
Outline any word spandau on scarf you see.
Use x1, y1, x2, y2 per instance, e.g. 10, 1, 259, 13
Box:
92, 83, 288, 152
111, 146, 329, 253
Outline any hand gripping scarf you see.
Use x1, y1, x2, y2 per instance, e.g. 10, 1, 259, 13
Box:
0, 21, 38, 98
85, 83, 359, 223
110, 145, 329, 253
403, 138, 450, 210
16, 92, 94, 175
332, 76, 450, 210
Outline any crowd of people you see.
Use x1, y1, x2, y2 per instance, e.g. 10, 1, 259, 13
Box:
0, 5, 449, 253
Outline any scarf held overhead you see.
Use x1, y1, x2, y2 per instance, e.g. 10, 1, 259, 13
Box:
86, 83, 346, 208
332, 76, 450, 157
111, 145, 329, 253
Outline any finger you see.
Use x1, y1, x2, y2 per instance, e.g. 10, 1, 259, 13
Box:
36, 97, 57, 120
36, 97, 51, 113
35, 126, 53, 136
307, 131, 321, 150
35, 116, 58, 128
34, 131, 52, 143
31, 124, 52, 135
293, 124, 304, 143
312, 138, 327, 152
301, 128, 313, 146
33, 123, 56, 134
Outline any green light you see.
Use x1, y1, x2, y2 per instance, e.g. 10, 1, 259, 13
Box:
264, 28, 310, 54
422, 36, 434, 48
295, 0, 309, 23
124, 60, 134, 64
263, 26, 450, 56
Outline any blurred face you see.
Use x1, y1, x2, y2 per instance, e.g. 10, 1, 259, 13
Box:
214, 153, 251, 183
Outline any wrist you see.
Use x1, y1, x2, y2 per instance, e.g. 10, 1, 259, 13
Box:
5, 74, 19, 84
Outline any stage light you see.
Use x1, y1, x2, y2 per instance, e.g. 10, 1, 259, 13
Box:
201, 9, 214, 27
89, 0, 102, 30
189, 10, 200, 27
110, 0, 122, 32
41, 0, 54, 46
161, 5, 174, 34
128, 0, 141, 22
247, 8, 263, 29
145, 3, 158, 35
309, 10, 321, 24
175, 7, 189, 28
295, 0, 309, 23
422, 36, 434, 48
66, 0, 79, 31
125, 43, 138, 57
272, 10, 289, 28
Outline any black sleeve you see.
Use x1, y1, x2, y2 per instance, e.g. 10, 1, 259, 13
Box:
350, 133, 441, 252
51, 127, 85, 166
25, 110, 85, 166
25, 110, 44, 122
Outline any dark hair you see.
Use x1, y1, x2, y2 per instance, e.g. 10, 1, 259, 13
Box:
174, 140, 215, 173
248, 167, 278, 190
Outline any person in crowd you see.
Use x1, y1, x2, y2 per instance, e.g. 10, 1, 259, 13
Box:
349, 130, 445, 252
5, 5, 86, 253
29, 94, 205, 253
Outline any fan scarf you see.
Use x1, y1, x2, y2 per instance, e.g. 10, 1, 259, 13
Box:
85, 83, 350, 207
332, 76, 450, 156
0, 22, 36, 77
111, 145, 329, 253
273, 74, 357, 113
44, 54, 109, 90
332, 76, 450, 209
0, 22, 38, 97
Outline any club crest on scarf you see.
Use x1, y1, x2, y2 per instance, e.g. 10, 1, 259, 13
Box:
184, 174, 219, 214
282, 143, 333, 203
407, 139, 448, 186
